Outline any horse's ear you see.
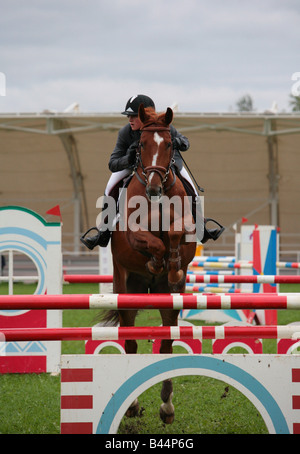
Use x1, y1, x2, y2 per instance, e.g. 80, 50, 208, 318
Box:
165, 107, 173, 126
138, 103, 146, 123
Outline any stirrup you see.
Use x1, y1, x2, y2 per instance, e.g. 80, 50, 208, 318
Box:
80, 227, 111, 250
201, 218, 225, 244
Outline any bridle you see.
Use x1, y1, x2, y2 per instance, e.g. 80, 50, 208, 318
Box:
131, 122, 183, 265
134, 124, 176, 193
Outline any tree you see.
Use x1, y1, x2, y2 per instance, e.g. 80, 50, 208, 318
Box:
236, 94, 254, 112
289, 94, 300, 112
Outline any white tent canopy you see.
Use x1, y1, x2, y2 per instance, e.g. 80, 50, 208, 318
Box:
0, 112, 299, 253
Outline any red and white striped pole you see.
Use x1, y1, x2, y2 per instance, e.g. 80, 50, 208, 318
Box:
63, 274, 300, 285
186, 275, 300, 284
64, 275, 113, 283
1, 325, 300, 342
1, 292, 300, 310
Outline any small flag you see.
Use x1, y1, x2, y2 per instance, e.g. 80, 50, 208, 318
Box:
46, 205, 62, 222
241, 217, 248, 223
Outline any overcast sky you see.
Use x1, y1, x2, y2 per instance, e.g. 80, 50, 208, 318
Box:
0, 0, 299, 114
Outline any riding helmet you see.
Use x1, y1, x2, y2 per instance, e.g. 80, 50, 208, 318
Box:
121, 94, 155, 116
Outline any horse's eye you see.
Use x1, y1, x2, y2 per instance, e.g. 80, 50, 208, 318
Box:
167, 142, 171, 149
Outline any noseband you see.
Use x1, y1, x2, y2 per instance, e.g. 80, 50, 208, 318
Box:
134, 124, 176, 192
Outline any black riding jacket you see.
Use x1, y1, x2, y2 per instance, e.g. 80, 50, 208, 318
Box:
108, 123, 189, 173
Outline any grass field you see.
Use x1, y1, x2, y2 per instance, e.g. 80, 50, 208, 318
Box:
0, 282, 300, 434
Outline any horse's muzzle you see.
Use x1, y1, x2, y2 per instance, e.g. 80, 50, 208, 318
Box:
146, 184, 162, 202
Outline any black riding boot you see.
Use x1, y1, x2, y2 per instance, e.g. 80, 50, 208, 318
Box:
80, 226, 111, 250
201, 218, 225, 244
80, 178, 131, 250
80, 196, 115, 250
192, 198, 225, 244
179, 174, 225, 244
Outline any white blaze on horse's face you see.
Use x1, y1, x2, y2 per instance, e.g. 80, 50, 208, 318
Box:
149, 132, 164, 184
152, 132, 164, 165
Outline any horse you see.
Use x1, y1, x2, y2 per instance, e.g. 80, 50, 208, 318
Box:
102, 104, 197, 424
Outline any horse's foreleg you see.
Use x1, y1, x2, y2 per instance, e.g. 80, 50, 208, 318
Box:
142, 234, 166, 275
168, 226, 185, 292
127, 229, 166, 275
146, 252, 165, 275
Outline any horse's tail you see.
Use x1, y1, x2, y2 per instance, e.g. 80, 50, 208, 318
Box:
95, 309, 120, 327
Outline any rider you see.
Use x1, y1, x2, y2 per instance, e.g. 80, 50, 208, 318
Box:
80, 94, 224, 250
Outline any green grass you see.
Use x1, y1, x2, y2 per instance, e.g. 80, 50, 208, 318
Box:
0, 282, 300, 434
0, 373, 60, 434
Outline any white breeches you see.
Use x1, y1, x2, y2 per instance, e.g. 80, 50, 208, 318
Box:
105, 167, 198, 196
105, 169, 131, 195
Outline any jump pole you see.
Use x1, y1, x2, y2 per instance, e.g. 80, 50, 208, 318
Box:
2, 325, 300, 342
64, 275, 113, 284
63, 274, 300, 284
1, 293, 300, 310
187, 275, 300, 284
189, 261, 253, 269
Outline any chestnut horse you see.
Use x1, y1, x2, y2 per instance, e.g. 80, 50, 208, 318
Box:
103, 104, 197, 424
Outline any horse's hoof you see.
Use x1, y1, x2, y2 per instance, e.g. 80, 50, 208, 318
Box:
160, 406, 175, 425
125, 399, 140, 418
146, 260, 164, 275
168, 269, 185, 292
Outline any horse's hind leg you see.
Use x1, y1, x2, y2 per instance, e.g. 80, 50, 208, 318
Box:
121, 316, 140, 417
119, 273, 148, 418
125, 397, 140, 418
118, 309, 140, 417
119, 309, 138, 354
160, 379, 174, 424
158, 309, 179, 424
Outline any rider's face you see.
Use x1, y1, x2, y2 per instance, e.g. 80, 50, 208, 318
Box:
128, 115, 142, 131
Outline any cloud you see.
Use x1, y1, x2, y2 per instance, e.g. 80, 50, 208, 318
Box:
0, 0, 299, 113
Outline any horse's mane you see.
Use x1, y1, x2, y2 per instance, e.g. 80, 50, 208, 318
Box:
140, 107, 171, 128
